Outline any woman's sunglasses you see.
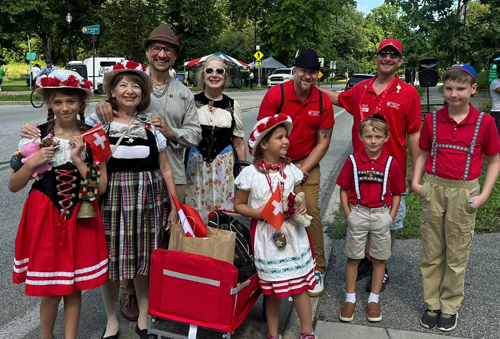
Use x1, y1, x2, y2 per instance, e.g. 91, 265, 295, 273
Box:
204, 67, 226, 75
378, 50, 401, 59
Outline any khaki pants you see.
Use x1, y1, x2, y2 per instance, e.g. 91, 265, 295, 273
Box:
418, 174, 479, 314
175, 184, 186, 203
295, 161, 325, 273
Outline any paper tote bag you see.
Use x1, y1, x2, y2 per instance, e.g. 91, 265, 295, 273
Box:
168, 224, 236, 264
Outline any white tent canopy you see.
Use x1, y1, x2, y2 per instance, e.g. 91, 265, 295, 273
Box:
249, 57, 286, 69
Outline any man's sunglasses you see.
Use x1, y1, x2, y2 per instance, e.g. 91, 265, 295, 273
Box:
204, 67, 226, 75
378, 50, 401, 59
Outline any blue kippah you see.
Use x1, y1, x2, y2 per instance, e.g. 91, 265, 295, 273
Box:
448, 63, 477, 82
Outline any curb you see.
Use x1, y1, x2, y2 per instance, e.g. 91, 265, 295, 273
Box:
282, 185, 341, 339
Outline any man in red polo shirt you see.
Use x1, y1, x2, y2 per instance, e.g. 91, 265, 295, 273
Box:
320, 39, 421, 290
258, 49, 335, 297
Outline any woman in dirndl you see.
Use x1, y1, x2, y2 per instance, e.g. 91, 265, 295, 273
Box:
86, 61, 178, 339
185, 55, 246, 222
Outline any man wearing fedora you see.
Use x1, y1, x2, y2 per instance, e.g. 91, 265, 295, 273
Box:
94, 23, 202, 323
258, 49, 335, 297
319, 39, 421, 292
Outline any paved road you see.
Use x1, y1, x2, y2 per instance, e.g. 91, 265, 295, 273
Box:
0, 85, 353, 339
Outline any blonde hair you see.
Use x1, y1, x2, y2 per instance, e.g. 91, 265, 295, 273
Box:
196, 56, 231, 90
359, 119, 389, 136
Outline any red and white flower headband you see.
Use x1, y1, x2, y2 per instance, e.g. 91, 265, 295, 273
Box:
248, 113, 293, 156
103, 60, 152, 96
108, 60, 150, 76
35, 70, 94, 96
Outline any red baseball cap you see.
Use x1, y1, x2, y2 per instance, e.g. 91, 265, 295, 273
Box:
378, 39, 402, 54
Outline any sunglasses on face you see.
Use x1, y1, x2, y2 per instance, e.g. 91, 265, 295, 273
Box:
150, 45, 176, 55
378, 50, 401, 59
204, 67, 226, 75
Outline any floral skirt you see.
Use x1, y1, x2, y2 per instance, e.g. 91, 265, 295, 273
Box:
185, 145, 235, 223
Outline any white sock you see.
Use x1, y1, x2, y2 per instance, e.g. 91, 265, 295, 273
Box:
368, 292, 380, 303
345, 292, 356, 303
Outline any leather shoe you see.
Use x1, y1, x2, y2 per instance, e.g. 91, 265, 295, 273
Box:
121, 293, 139, 321
101, 329, 119, 339
135, 324, 157, 339
339, 302, 355, 322
367, 302, 382, 322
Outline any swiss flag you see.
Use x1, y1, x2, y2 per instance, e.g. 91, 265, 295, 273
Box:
172, 195, 207, 237
261, 187, 284, 231
81, 124, 112, 164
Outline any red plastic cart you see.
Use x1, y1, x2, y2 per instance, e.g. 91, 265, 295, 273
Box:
148, 249, 261, 338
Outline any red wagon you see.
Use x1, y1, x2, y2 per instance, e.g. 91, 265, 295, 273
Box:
147, 248, 261, 338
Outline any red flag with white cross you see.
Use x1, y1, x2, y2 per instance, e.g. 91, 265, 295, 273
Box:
81, 124, 112, 164
261, 187, 284, 231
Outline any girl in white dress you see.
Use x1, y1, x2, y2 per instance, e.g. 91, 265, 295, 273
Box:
234, 114, 318, 339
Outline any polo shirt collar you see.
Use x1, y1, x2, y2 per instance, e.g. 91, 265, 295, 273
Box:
365, 75, 402, 94
439, 103, 479, 125
358, 149, 389, 165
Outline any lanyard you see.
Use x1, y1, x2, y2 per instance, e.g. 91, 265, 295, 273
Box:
358, 77, 397, 120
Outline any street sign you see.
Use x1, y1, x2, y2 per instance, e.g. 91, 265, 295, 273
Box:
26, 52, 36, 61
329, 72, 335, 78
318, 58, 324, 67
489, 63, 498, 83
82, 25, 100, 34
318, 71, 323, 79
330, 61, 336, 69
254, 51, 264, 60
255, 61, 262, 66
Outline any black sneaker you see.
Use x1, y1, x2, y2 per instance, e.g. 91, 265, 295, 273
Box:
357, 257, 373, 281
365, 267, 389, 292
437, 313, 458, 332
420, 309, 441, 329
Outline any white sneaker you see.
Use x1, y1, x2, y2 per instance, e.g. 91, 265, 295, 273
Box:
308, 271, 324, 297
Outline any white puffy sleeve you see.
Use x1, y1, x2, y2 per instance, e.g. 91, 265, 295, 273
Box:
289, 164, 304, 185
234, 165, 255, 191
19, 137, 41, 150
233, 100, 244, 138
155, 128, 167, 152
85, 112, 102, 127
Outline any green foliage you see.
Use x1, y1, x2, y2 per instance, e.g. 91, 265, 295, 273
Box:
477, 70, 489, 89
478, 100, 493, 113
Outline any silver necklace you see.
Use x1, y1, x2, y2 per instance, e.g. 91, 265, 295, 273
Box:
152, 80, 170, 98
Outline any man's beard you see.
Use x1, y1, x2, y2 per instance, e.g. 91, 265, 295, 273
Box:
298, 80, 314, 91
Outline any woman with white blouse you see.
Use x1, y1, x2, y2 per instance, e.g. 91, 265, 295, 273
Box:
185, 56, 246, 222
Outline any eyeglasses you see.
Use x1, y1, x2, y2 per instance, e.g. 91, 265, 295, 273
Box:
378, 50, 401, 59
150, 45, 176, 55
204, 67, 226, 75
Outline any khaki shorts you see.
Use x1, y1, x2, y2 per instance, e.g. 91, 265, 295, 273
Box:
346, 205, 393, 260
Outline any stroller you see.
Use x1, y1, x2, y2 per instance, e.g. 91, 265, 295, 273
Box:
148, 160, 261, 338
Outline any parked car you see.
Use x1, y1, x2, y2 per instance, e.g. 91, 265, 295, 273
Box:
267, 67, 294, 88
66, 56, 125, 94
344, 73, 375, 91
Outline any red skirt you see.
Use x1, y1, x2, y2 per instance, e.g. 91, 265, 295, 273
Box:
13, 190, 109, 296
260, 268, 316, 298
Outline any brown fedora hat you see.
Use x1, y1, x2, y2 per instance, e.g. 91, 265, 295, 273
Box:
143, 24, 182, 54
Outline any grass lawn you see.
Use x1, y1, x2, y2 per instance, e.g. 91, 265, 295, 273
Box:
2, 79, 32, 91
0, 95, 31, 101
326, 145, 500, 240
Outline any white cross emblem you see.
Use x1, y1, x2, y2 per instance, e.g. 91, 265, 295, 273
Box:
272, 200, 282, 216
93, 132, 106, 150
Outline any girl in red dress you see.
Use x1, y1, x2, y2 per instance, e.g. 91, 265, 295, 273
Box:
9, 70, 109, 339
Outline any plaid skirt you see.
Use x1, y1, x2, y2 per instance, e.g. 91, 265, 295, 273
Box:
102, 169, 169, 281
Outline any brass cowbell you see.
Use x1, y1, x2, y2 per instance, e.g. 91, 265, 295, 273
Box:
77, 200, 97, 218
